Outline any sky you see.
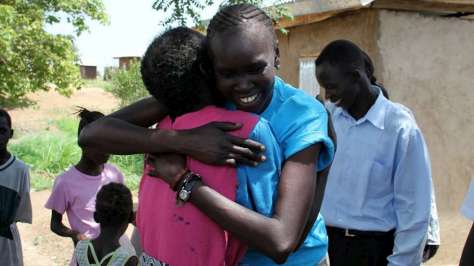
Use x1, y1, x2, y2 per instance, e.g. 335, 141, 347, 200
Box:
46, 0, 220, 74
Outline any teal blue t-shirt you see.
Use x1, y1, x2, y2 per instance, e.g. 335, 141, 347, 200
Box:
233, 77, 335, 265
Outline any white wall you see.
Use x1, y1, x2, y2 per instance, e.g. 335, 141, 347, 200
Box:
378, 10, 474, 212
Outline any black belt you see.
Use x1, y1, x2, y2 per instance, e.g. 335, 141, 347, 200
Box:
326, 226, 395, 238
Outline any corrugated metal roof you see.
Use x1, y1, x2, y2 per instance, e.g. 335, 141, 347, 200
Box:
282, 0, 375, 17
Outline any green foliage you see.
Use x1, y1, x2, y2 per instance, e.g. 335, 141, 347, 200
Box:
9, 117, 142, 191
152, 0, 292, 30
106, 61, 148, 106
153, 0, 214, 28
109, 154, 143, 191
103, 66, 118, 81
0, 0, 108, 107
81, 78, 110, 89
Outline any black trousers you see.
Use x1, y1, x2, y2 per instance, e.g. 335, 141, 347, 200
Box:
327, 226, 395, 266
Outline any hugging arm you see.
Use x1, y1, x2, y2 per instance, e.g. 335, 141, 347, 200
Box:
78, 97, 264, 165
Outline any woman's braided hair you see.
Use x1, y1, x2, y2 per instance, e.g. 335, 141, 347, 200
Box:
206, 4, 277, 48
94, 183, 133, 227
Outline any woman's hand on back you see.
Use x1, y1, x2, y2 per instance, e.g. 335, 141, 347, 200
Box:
178, 122, 266, 166
147, 153, 187, 187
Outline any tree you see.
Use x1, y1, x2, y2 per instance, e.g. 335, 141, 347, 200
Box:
106, 61, 148, 107
152, 0, 292, 30
0, 0, 108, 107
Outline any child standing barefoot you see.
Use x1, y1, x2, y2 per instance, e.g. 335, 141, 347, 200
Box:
45, 108, 132, 265
0, 109, 32, 266
75, 182, 137, 266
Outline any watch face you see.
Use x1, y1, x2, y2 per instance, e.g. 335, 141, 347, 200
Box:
179, 190, 190, 201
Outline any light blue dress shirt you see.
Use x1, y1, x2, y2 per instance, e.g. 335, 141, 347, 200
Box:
321, 90, 432, 266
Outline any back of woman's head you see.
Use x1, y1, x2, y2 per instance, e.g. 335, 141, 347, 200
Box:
94, 183, 133, 227
141, 27, 207, 118
207, 4, 276, 48
76, 107, 104, 136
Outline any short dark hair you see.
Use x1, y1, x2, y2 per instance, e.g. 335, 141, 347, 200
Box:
141, 27, 209, 118
94, 183, 133, 227
0, 109, 12, 128
316, 40, 365, 72
76, 107, 104, 136
316, 40, 389, 98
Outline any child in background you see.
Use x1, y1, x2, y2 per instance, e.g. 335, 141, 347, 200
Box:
0, 108, 32, 266
75, 182, 137, 266
45, 108, 132, 265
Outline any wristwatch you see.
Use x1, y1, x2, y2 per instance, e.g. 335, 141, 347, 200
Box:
177, 172, 202, 203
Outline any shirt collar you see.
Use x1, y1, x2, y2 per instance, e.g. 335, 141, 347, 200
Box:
331, 86, 388, 130
0, 155, 15, 171
361, 86, 388, 130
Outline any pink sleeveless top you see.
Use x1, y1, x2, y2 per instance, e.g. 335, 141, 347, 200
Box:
137, 106, 259, 266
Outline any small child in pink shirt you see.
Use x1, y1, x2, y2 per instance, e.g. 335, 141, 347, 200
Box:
45, 108, 131, 265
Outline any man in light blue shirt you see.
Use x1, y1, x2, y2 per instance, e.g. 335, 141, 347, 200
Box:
316, 40, 433, 266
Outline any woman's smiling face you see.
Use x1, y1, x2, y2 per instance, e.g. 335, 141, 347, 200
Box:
316, 62, 361, 111
208, 24, 277, 114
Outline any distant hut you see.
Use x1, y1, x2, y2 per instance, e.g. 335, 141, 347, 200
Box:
79, 65, 97, 80
114, 56, 141, 70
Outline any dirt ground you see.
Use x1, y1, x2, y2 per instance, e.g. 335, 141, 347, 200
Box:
9, 87, 473, 265
17, 190, 472, 266
18, 190, 137, 266
9, 87, 119, 135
